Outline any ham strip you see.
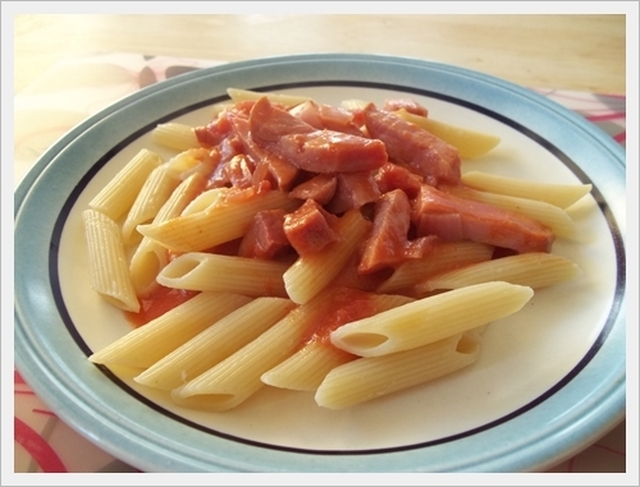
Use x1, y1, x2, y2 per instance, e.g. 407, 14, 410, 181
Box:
249, 97, 388, 173
289, 174, 337, 205
358, 189, 412, 274
283, 199, 340, 256
238, 209, 290, 259
383, 98, 428, 117
412, 184, 555, 253
364, 105, 460, 186
290, 100, 366, 136
326, 172, 381, 214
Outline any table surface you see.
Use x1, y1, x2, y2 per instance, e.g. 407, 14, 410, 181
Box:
12, 12, 629, 476
14, 13, 626, 96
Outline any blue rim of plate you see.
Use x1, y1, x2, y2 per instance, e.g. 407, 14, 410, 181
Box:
14, 53, 626, 472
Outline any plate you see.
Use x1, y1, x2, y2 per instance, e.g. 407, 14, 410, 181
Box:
14, 53, 626, 472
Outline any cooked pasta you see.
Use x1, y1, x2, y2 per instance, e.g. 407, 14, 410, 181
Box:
88, 292, 251, 368
462, 171, 593, 209
330, 281, 534, 357
171, 296, 328, 411
135, 297, 295, 390
156, 252, 290, 297
129, 172, 205, 296
445, 185, 579, 239
82, 88, 592, 413
121, 164, 180, 244
88, 148, 163, 221
283, 208, 371, 304
151, 122, 200, 152
316, 332, 481, 409
416, 252, 581, 293
376, 241, 494, 295
137, 187, 298, 252
261, 293, 414, 391
82, 209, 139, 312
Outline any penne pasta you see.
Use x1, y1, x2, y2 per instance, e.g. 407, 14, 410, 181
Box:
261, 293, 414, 391
260, 341, 354, 392
134, 297, 296, 390
82, 209, 140, 312
88, 292, 251, 368
171, 296, 328, 412
462, 171, 592, 209
137, 187, 298, 252
164, 148, 217, 178
376, 241, 494, 295
446, 185, 579, 239
283, 209, 371, 304
129, 172, 206, 296
156, 252, 290, 297
151, 123, 200, 152
416, 252, 581, 293
121, 164, 181, 244
227, 87, 312, 107
330, 281, 533, 357
316, 332, 481, 409
88, 148, 163, 221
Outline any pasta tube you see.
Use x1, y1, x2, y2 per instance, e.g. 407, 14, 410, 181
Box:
88, 292, 251, 368
171, 296, 327, 411
416, 252, 581, 293
446, 186, 578, 239
121, 164, 181, 244
129, 172, 206, 296
260, 341, 355, 392
316, 332, 481, 409
137, 187, 298, 252
330, 281, 533, 357
135, 297, 296, 390
462, 171, 592, 209
156, 252, 290, 297
283, 208, 371, 304
261, 293, 414, 391
151, 123, 200, 152
88, 148, 163, 221
227, 87, 312, 107
376, 241, 494, 295
82, 209, 139, 312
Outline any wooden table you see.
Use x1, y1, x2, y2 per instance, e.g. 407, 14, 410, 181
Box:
14, 14, 626, 96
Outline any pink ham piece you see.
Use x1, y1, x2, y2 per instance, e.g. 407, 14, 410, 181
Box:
326, 172, 381, 214
358, 189, 413, 274
195, 100, 255, 147
249, 97, 388, 173
363, 105, 461, 186
412, 184, 555, 253
238, 209, 290, 260
289, 100, 366, 136
383, 98, 429, 117
283, 199, 340, 256
228, 114, 300, 191
289, 174, 337, 205
373, 162, 423, 199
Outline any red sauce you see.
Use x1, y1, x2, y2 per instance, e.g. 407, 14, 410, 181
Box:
302, 287, 378, 345
125, 286, 199, 327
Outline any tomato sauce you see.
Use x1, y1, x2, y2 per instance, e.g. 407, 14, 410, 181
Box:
301, 287, 378, 346
125, 286, 199, 327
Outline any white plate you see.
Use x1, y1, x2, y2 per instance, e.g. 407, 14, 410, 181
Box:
14, 53, 626, 472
